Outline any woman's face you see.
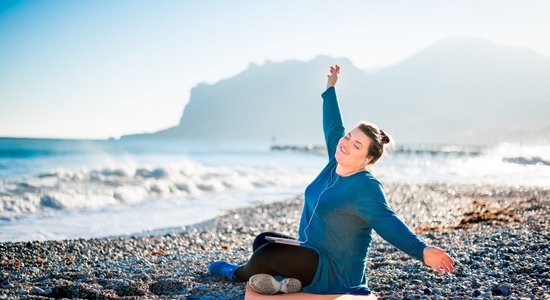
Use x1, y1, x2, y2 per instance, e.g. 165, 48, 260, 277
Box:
335, 127, 373, 166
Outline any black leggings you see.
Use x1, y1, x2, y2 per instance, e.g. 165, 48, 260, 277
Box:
234, 231, 319, 286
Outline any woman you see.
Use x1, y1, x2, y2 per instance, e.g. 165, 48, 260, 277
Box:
209, 65, 455, 296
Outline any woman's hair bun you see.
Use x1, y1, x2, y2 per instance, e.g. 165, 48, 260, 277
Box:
379, 130, 390, 144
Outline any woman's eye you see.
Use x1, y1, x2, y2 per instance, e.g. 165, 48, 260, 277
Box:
354, 145, 360, 149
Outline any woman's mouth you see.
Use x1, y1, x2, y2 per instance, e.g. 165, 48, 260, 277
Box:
339, 145, 349, 155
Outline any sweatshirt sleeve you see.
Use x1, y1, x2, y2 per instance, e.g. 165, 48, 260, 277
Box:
322, 86, 345, 161
355, 182, 428, 262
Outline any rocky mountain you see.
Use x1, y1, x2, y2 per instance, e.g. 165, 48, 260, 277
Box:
121, 37, 550, 145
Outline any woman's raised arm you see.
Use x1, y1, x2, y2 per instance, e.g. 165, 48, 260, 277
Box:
322, 65, 345, 161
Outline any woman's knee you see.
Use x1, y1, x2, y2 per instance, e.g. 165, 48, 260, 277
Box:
252, 232, 282, 251
254, 232, 275, 242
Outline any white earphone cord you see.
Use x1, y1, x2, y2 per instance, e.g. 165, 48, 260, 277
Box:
302, 164, 339, 244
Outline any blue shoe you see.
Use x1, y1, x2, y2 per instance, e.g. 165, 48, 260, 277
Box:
208, 261, 239, 281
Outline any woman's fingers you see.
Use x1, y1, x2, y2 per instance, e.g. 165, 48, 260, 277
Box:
439, 253, 453, 273
442, 252, 455, 269
326, 65, 340, 89
433, 257, 454, 273
434, 265, 447, 274
444, 259, 454, 272
423, 246, 456, 274
439, 258, 454, 273
329, 65, 340, 75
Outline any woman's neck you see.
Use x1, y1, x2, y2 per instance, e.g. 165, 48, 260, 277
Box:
335, 163, 368, 177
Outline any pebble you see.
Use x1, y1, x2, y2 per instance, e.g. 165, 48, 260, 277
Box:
1, 277, 13, 289
30, 287, 44, 295
403, 293, 416, 300
491, 283, 512, 296
0, 182, 547, 299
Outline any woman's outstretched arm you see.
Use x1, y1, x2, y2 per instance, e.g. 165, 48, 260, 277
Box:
322, 65, 345, 161
356, 183, 455, 274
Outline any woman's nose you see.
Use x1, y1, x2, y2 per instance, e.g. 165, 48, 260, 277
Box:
340, 142, 349, 152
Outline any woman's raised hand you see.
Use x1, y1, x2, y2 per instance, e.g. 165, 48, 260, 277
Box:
423, 246, 455, 275
326, 64, 340, 89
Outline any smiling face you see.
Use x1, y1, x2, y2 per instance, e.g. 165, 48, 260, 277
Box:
335, 126, 373, 167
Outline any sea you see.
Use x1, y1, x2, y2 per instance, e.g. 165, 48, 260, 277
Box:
1, 137, 549, 242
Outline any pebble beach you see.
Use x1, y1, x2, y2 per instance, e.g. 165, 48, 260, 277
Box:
1, 182, 548, 299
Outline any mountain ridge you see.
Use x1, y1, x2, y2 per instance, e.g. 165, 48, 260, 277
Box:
121, 37, 550, 145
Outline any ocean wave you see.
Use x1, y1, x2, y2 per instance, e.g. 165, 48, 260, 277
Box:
484, 142, 550, 162
0, 160, 298, 217
502, 156, 550, 166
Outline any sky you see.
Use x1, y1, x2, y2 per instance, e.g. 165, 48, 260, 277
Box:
1, 0, 549, 139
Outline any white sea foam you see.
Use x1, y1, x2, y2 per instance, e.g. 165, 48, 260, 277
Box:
374, 142, 550, 186
0, 157, 316, 217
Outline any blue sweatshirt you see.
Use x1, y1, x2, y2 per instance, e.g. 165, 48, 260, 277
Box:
297, 86, 428, 294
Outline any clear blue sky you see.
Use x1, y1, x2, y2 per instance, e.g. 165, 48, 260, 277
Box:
1, 0, 549, 139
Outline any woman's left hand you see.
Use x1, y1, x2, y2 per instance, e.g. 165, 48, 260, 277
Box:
423, 246, 455, 274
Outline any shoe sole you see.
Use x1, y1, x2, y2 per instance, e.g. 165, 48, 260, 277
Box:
249, 274, 301, 295
280, 277, 302, 293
